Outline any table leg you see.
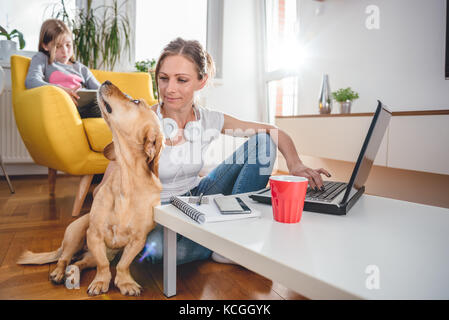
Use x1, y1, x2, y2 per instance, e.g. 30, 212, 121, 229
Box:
163, 226, 177, 297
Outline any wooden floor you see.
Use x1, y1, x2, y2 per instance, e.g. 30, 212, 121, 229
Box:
0, 175, 306, 300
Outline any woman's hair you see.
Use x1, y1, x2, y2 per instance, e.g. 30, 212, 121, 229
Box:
155, 37, 215, 91
38, 19, 75, 64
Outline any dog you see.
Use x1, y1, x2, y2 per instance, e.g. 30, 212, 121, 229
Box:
17, 81, 164, 296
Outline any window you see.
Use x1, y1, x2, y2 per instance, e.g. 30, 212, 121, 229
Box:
267, 76, 298, 117
135, 0, 208, 63
263, 0, 302, 120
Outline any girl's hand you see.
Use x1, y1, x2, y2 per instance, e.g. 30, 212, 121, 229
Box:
289, 162, 331, 191
58, 85, 80, 106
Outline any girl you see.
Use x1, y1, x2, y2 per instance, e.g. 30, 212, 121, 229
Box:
25, 19, 101, 118
98, 37, 331, 265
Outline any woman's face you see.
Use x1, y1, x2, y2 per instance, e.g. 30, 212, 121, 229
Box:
157, 55, 207, 111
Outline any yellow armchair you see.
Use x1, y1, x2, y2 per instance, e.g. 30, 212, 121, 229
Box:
10, 55, 157, 216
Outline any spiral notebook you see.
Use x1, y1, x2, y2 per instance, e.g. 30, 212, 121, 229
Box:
170, 194, 261, 224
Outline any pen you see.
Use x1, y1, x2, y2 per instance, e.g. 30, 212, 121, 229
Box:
197, 192, 204, 206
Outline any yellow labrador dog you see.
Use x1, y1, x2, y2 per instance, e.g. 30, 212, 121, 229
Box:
17, 81, 164, 296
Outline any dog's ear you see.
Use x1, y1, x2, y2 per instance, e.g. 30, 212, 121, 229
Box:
103, 142, 116, 161
144, 131, 164, 177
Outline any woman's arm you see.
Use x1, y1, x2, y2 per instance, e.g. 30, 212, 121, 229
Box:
221, 113, 331, 190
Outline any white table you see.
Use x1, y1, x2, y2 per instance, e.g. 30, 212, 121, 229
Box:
154, 192, 449, 299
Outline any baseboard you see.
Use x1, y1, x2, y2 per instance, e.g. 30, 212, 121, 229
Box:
0, 163, 49, 176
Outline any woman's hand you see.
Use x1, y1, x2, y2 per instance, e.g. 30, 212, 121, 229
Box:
289, 162, 331, 191
58, 85, 80, 106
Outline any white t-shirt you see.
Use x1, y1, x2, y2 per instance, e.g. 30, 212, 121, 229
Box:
156, 105, 224, 202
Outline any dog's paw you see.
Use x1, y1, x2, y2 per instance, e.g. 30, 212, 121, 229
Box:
49, 267, 65, 285
115, 276, 142, 296
65, 265, 80, 290
87, 278, 110, 296
116, 281, 142, 296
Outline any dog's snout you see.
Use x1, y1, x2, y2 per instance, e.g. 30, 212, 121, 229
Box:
99, 81, 113, 113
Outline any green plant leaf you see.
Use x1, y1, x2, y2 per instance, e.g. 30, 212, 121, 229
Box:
10, 29, 26, 49
51, 0, 131, 70
0, 27, 26, 48
0, 32, 11, 40
332, 87, 359, 102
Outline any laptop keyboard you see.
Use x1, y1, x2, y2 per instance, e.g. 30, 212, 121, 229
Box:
306, 181, 348, 202
258, 181, 348, 203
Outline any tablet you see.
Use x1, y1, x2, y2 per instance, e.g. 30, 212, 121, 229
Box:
77, 89, 97, 108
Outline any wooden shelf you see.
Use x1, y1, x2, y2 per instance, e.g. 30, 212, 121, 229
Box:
276, 109, 449, 119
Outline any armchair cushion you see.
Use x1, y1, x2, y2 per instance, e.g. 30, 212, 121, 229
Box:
82, 118, 112, 152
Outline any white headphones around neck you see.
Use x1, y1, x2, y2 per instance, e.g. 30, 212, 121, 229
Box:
156, 104, 202, 142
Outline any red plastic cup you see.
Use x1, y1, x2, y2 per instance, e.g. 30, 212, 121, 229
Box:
269, 175, 309, 223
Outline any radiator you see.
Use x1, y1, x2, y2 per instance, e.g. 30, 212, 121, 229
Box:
0, 88, 33, 163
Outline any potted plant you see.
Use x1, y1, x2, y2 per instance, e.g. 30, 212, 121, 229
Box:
332, 87, 359, 114
0, 25, 26, 61
135, 59, 158, 99
51, 0, 131, 70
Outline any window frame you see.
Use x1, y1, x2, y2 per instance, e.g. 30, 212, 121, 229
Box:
206, 0, 224, 80
261, 0, 302, 123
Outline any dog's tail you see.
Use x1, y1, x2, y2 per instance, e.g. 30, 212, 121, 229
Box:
16, 247, 62, 265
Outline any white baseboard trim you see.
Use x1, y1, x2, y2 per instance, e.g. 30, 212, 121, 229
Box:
0, 163, 50, 176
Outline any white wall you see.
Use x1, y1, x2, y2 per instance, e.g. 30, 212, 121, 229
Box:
297, 0, 449, 114
135, 0, 207, 63
199, 0, 264, 170
201, 0, 264, 122
0, 0, 76, 52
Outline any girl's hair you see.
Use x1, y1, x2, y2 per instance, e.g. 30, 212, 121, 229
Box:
155, 37, 215, 92
38, 19, 75, 64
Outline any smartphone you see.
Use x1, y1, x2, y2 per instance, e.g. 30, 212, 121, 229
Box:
214, 196, 252, 215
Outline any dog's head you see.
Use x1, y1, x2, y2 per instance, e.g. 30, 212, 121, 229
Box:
97, 81, 164, 176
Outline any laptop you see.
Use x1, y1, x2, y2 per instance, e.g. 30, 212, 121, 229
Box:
249, 100, 392, 215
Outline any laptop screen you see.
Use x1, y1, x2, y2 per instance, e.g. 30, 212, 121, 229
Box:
340, 101, 392, 204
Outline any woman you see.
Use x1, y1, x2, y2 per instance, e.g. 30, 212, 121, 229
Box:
98, 38, 331, 265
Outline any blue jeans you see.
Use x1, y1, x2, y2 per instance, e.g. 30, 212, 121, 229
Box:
142, 132, 277, 265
